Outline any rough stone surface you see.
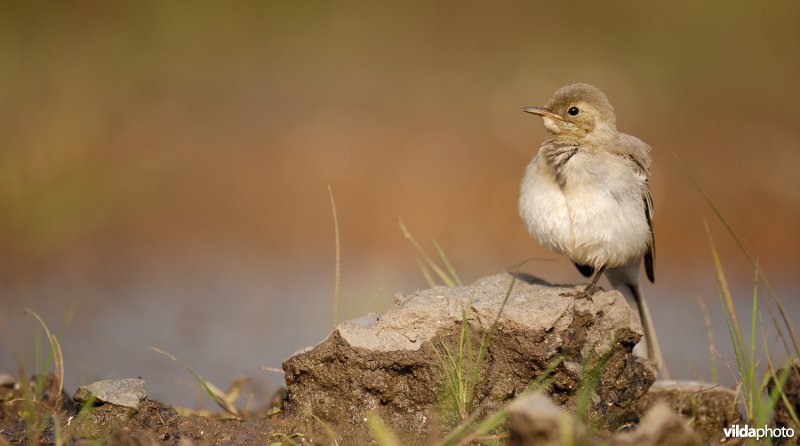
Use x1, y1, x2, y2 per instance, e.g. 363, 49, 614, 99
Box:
508, 392, 582, 446
283, 273, 656, 443
636, 380, 743, 444
74, 378, 147, 410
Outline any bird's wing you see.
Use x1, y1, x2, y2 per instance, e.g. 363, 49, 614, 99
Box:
643, 188, 655, 283
612, 133, 655, 282
614, 133, 652, 172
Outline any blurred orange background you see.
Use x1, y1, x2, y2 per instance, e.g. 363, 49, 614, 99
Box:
1, 2, 798, 407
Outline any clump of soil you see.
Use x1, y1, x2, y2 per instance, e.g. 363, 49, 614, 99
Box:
768, 360, 800, 446
0, 375, 277, 445
636, 380, 743, 444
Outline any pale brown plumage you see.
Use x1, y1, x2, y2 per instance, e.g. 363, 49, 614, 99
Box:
519, 83, 666, 374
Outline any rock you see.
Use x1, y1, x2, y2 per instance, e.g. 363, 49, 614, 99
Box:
508, 392, 583, 446
768, 360, 799, 445
614, 402, 702, 446
74, 378, 147, 410
636, 380, 743, 444
283, 272, 656, 443
0, 374, 14, 387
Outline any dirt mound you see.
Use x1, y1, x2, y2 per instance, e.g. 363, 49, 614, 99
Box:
283, 272, 656, 443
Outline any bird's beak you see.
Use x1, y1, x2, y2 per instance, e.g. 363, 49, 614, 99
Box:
522, 106, 563, 121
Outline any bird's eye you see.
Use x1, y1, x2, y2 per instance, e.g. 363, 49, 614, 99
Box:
567, 106, 580, 116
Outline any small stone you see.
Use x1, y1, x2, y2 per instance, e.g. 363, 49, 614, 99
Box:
508, 392, 583, 446
0, 373, 14, 387
74, 378, 147, 410
614, 402, 702, 446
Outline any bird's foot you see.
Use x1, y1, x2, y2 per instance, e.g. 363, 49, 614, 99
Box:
560, 285, 601, 302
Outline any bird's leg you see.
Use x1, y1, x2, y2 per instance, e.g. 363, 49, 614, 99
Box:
560, 265, 607, 301
583, 265, 606, 295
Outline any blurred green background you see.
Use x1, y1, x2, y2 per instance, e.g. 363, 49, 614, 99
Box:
1, 2, 798, 407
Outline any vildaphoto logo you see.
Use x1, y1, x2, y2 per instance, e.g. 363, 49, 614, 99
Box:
724, 424, 795, 440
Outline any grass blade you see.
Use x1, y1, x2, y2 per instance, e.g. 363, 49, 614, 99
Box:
717, 280, 749, 420
764, 362, 799, 427
703, 220, 743, 351
747, 260, 759, 414
149, 346, 240, 417
24, 308, 63, 402
397, 218, 456, 287
524, 356, 564, 394
433, 237, 463, 286
367, 413, 400, 446
573, 343, 613, 423
474, 270, 519, 382
328, 185, 341, 327
306, 411, 340, 445
437, 409, 483, 446
696, 297, 718, 383
682, 160, 800, 358
416, 258, 437, 288
704, 218, 750, 417
451, 408, 508, 446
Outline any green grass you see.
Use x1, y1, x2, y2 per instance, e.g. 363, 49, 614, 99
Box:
435, 271, 518, 423
367, 412, 401, 446
572, 347, 613, 425
25, 309, 64, 404
706, 223, 799, 426
149, 346, 245, 417
684, 161, 799, 358
435, 290, 481, 422
684, 163, 800, 436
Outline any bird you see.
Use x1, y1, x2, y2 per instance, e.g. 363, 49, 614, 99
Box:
517, 83, 665, 372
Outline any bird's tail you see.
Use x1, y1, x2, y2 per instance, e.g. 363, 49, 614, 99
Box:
605, 266, 669, 378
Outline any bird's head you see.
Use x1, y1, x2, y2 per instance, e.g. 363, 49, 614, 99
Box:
523, 83, 616, 139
